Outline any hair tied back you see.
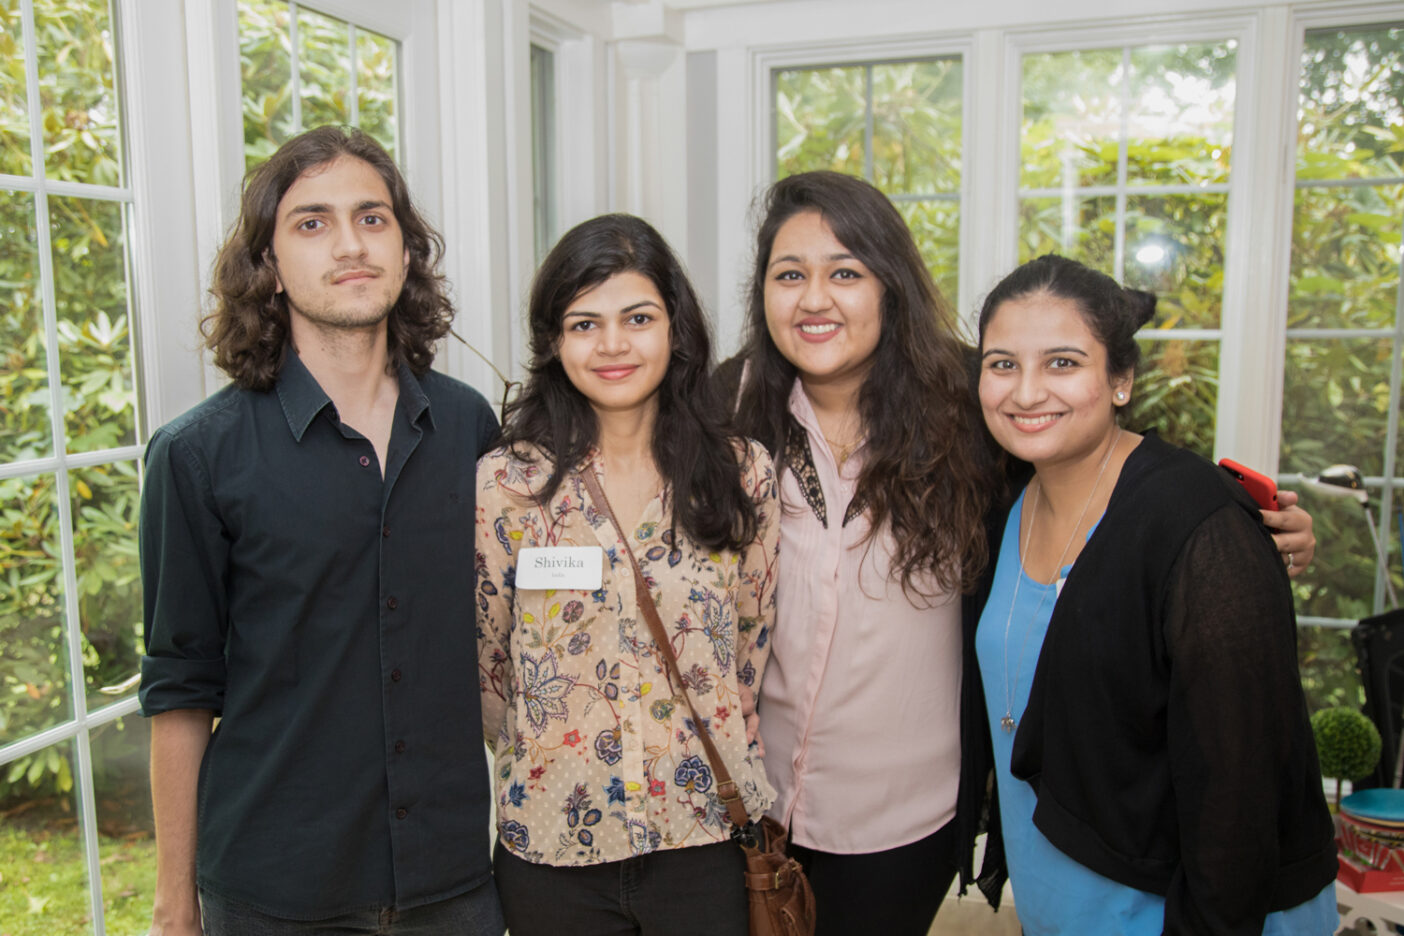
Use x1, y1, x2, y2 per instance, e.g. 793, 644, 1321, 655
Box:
1124, 288, 1157, 330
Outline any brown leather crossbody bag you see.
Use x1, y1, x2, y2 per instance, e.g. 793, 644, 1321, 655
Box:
580, 465, 815, 936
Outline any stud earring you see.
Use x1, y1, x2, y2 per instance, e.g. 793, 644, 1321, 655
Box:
1116, 392, 1126, 402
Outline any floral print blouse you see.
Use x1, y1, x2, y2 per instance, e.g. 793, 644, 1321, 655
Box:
476, 441, 780, 867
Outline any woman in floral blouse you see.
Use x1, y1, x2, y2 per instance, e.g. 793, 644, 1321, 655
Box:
476, 214, 780, 935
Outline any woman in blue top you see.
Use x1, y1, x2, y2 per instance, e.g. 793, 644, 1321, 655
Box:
973, 254, 1338, 935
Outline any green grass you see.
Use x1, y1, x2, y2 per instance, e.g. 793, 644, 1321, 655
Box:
0, 813, 156, 936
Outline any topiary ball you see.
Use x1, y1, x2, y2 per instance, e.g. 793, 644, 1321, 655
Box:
1312, 707, 1382, 781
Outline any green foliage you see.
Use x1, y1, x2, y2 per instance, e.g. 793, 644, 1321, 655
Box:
238, 0, 398, 170
1284, 26, 1404, 642
775, 59, 961, 302
0, 0, 143, 806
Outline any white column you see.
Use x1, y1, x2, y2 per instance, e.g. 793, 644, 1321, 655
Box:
613, 34, 687, 254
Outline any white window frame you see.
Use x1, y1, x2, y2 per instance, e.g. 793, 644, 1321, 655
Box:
1001, 13, 1266, 467
1277, 3, 1404, 622
719, 34, 975, 351
0, 1, 202, 931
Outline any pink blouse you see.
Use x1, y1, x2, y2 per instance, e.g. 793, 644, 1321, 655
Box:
759, 380, 963, 854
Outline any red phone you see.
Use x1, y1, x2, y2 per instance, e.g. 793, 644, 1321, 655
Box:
1219, 458, 1279, 511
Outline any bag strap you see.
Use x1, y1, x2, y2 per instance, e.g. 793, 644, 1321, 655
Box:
579, 464, 753, 832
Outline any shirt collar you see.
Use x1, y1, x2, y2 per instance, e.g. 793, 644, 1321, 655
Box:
274, 349, 435, 441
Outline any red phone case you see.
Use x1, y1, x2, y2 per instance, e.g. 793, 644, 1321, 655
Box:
1219, 458, 1279, 511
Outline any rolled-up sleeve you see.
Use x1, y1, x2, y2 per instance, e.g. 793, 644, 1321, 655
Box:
138, 427, 231, 716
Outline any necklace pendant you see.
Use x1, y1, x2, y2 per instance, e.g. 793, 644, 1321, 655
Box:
1001, 714, 1016, 733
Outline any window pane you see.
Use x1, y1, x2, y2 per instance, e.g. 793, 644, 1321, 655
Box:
0, 0, 31, 177
50, 195, 136, 454
0, 473, 69, 745
1298, 25, 1404, 183
94, 716, 156, 935
35, 0, 122, 187
1124, 193, 1227, 329
1018, 193, 1116, 269
1020, 49, 1122, 190
1126, 338, 1217, 458
1292, 492, 1392, 621
1288, 183, 1402, 330
1126, 42, 1235, 186
355, 29, 397, 159
239, 0, 295, 169
776, 65, 866, 178
1298, 625, 1365, 714
1282, 338, 1393, 478
298, 6, 352, 131
0, 191, 50, 462
0, 739, 91, 934
871, 59, 961, 195
896, 199, 959, 306
71, 460, 141, 713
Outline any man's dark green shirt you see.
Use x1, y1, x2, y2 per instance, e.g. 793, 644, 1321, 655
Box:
139, 351, 498, 919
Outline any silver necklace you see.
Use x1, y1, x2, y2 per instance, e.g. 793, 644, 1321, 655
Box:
1000, 430, 1121, 734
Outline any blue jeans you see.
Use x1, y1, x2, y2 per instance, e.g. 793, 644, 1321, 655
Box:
199, 880, 505, 936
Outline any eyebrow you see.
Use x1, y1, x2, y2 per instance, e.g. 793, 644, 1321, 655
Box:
564, 300, 663, 319
284, 199, 392, 218
980, 345, 1090, 359
767, 252, 857, 270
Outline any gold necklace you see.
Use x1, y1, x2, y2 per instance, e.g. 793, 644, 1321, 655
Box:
822, 432, 860, 464
1000, 430, 1121, 733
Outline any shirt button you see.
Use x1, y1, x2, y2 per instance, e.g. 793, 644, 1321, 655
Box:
396, 808, 407, 820
386, 596, 398, 610
391, 669, 402, 682
394, 740, 406, 754
359, 455, 371, 467
382, 525, 391, 538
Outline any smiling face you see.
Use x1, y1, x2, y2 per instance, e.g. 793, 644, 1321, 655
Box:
269, 155, 409, 335
763, 210, 884, 390
557, 270, 672, 419
978, 290, 1133, 469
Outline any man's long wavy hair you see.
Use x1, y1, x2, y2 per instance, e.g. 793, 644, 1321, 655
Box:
203, 126, 452, 390
734, 171, 994, 598
501, 214, 758, 553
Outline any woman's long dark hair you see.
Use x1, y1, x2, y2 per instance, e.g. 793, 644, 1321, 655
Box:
735, 171, 993, 597
501, 214, 758, 553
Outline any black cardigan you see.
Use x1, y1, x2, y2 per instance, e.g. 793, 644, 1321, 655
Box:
1006, 434, 1337, 933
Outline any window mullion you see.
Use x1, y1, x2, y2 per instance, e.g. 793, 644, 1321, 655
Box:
1375, 224, 1404, 612
290, 1, 303, 132
348, 23, 359, 127
1113, 45, 1131, 283
19, 0, 110, 930
863, 64, 874, 184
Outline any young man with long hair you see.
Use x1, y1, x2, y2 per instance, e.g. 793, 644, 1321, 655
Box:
139, 126, 503, 935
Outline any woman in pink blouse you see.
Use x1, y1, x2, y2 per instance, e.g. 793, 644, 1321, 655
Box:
476, 214, 780, 935
722, 171, 999, 935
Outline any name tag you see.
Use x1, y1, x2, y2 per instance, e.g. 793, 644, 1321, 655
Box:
515, 547, 603, 590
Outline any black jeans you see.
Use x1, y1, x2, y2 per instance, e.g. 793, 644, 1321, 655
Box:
199, 879, 505, 936
493, 839, 747, 936
788, 818, 961, 936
